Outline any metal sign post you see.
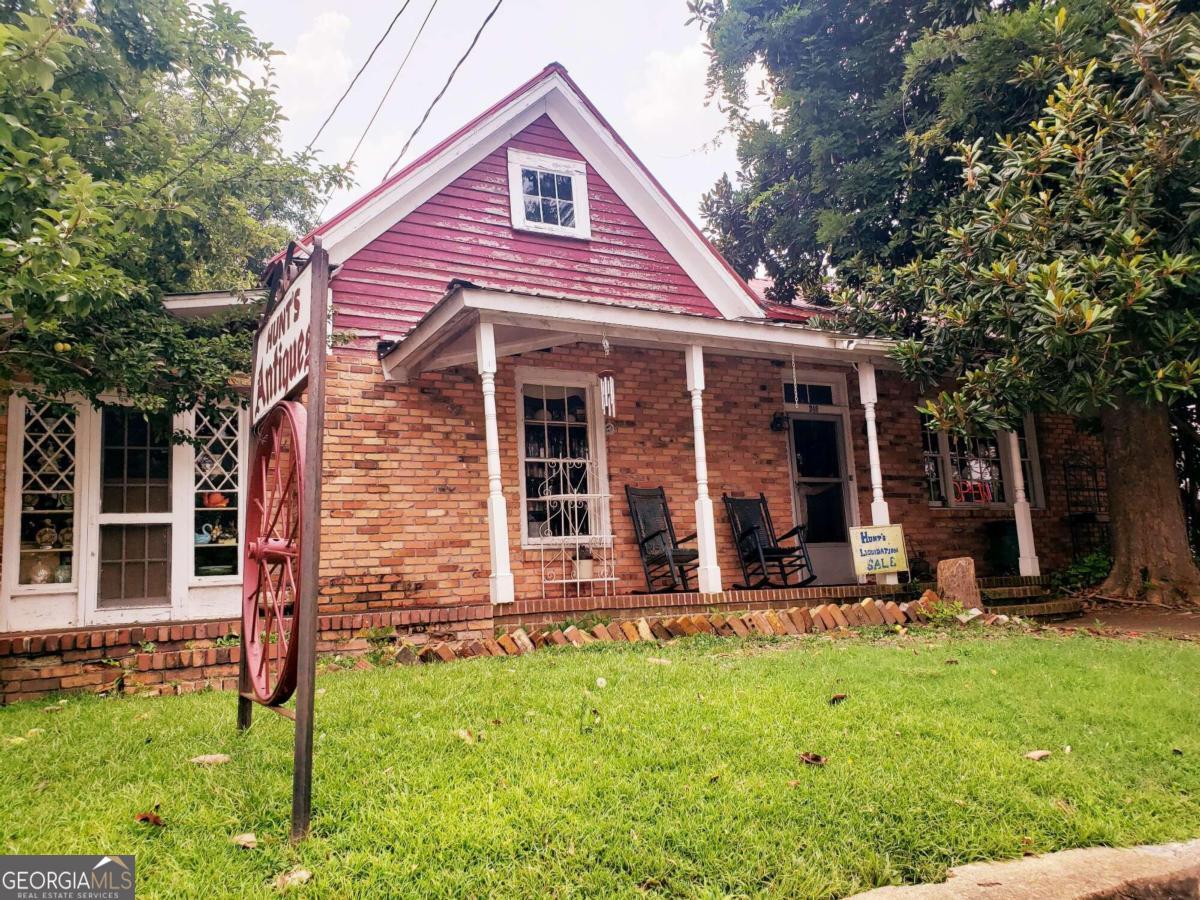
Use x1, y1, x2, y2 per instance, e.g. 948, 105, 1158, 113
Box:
290, 238, 328, 841
238, 237, 329, 843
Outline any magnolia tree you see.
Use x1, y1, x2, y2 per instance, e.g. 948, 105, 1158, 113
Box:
0, 0, 346, 417
834, 1, 1200, 601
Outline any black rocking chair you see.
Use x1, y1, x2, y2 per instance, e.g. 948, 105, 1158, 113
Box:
625, 486, 699, 593
722, 493, 817, 589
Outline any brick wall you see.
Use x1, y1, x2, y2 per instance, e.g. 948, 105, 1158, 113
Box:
317, 343, 1101, 609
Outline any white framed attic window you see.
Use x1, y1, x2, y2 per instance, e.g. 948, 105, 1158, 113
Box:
507, 148, 591, 240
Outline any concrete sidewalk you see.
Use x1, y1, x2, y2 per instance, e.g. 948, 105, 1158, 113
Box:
851, 840, 1200, 898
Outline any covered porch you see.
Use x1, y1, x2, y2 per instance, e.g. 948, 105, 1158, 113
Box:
378, 282, 1043, 605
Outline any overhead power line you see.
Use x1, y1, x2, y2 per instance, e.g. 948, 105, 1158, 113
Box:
305, 0, 416, 152
381, 0, 507, 181
347, 0, 441, 170
315, 0, 441, 222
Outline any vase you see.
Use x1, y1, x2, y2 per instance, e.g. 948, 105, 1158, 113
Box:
53, 563, 71, 584
29, 556, 53, 585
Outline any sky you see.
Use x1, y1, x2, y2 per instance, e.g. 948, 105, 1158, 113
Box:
229, 0, 768, 229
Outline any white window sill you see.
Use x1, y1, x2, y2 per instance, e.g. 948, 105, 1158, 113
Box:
512, 222, 590, 241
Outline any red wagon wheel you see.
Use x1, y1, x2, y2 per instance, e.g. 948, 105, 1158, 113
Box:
242, 401, 307, 705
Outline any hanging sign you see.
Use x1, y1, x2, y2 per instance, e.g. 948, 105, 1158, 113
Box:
252, 262, 313, 426
849, 524, 909, 577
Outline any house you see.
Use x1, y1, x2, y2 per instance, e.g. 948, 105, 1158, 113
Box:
0, 64, 1106, 701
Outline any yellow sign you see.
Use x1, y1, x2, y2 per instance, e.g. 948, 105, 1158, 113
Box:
849, 524, 909, 577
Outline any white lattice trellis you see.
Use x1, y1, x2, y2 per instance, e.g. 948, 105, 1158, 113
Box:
194, 408, 240, 494
22, 403, 77, 495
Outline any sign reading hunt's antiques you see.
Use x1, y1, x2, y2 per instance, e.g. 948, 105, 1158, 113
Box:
849, 524, 909, 577
252, 261, 313, 426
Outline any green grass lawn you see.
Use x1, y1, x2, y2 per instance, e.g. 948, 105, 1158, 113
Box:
2, 630, 1199, 898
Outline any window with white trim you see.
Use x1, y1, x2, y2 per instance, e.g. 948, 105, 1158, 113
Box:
517, 377, 607, 545
920, 413, 1043, 508
507, 149, 591, 240
97, 406, 173, 608
16, 401, 79, 586
193, 407, 241, 579
3, 395, 249, 630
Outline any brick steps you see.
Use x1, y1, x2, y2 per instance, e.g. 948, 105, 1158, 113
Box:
985, 597, 1083, 619
408, 595, 1018, 665
982, 585, 1051, 602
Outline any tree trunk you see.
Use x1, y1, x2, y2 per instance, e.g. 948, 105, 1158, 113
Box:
1100, 397, 1200, 604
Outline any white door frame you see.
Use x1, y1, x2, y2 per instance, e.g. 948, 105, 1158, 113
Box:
783, 370, 861, 584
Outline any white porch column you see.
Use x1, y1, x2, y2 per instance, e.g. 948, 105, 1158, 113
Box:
858, 362, 891, 526
1005, 430, 1041, 577
684, 345, 722, 593
857, 362, 897, 584
475, 322, 515, 604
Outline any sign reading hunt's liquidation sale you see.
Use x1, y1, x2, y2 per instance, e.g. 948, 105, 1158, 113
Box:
252, 263, 312, 426
849, 524, 909, 577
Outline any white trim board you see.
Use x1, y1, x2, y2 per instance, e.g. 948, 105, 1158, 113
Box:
380, 285, 895, 383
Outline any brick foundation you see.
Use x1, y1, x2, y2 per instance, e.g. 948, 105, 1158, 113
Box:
0, 580, 1045, 703
0, 604, 490, 703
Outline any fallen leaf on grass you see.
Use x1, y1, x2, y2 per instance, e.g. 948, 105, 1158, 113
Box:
189, 754, 231, 766
135, 811, 164, 827
1063, 745, 1072, 754
646, 657, 671, 666
799, 752, 827, 766
828, 693, 848, 706
133, 712, 150, 721
1024, 750, 1052, 761
273, 868, 311, 890
787, 780, 801, 788
231, 832, 257, 849
945, 658, 959, 666
43, 705, 61, 713
453, 729, 475, 744
1173, 748, 1184, 756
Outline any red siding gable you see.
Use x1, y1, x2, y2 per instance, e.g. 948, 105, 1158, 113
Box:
332, 116, 720, 340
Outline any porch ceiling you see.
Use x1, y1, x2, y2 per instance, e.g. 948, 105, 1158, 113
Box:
379, 283, 896, 382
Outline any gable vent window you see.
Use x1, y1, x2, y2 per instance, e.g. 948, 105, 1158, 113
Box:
507, 149, 591, 240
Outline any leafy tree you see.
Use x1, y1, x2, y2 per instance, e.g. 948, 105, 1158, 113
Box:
833, 2, 1200, 601
691, 0, 1132, 301
0, 0, 346, 418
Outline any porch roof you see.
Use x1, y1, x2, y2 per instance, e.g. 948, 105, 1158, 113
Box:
378, 281, 896, 382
